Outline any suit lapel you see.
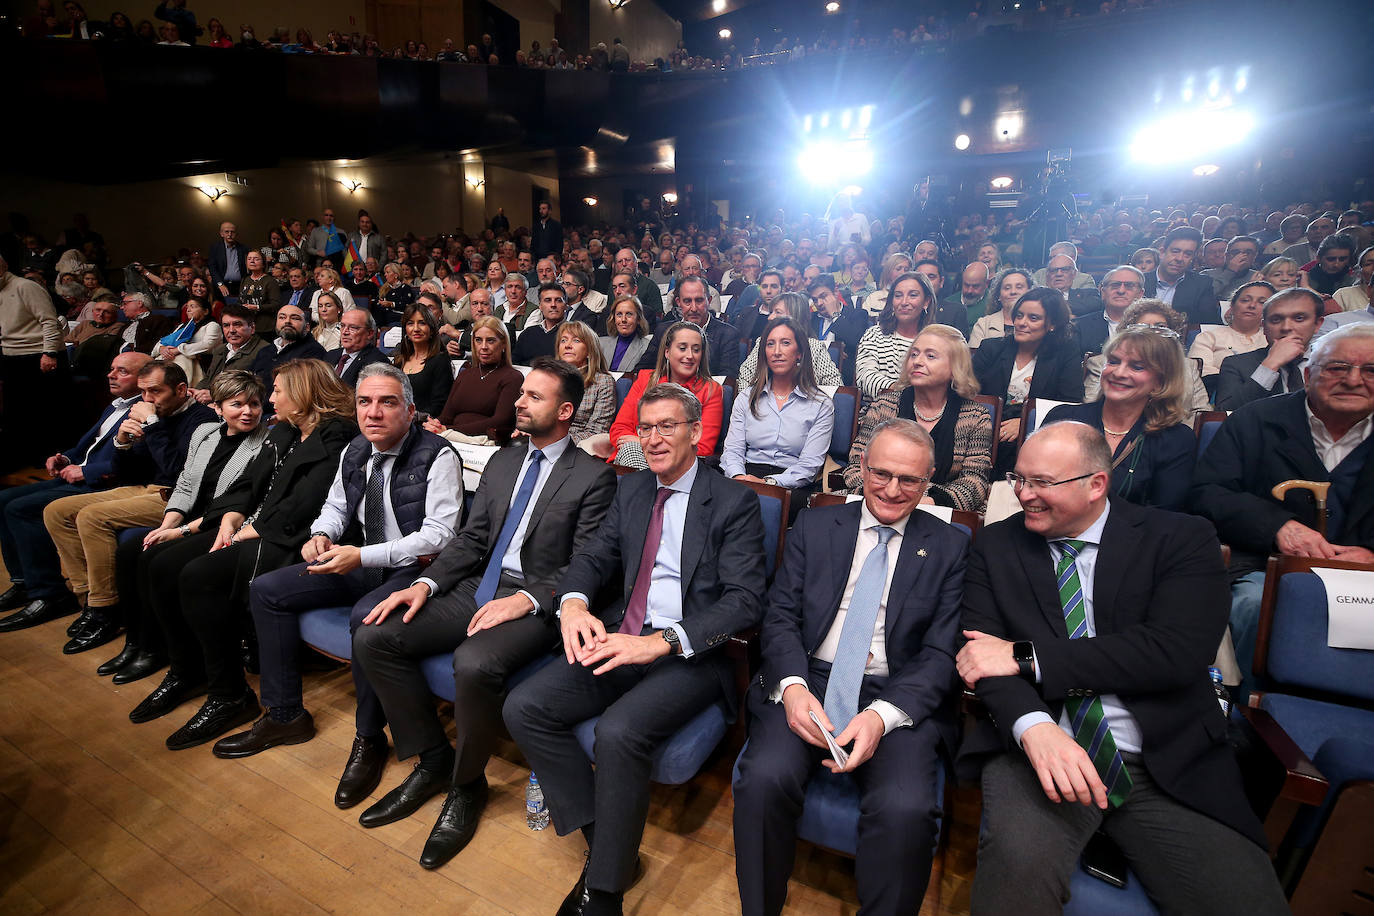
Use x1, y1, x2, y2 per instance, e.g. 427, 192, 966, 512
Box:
621, 472, 656, 593
816, 505, 862, 645
1012, 521, 1067, 635
679, 464, 712, 595
884, 515, 930, 630
1270, 396, 1326, 481
1091, 500, 1139, 634
486, 443, 528, 537
526, 442, 576, 527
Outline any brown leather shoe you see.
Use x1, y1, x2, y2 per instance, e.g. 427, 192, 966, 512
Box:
212, 710, 315, 758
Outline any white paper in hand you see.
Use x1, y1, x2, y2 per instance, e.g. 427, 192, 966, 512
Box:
809, 710, 849, 768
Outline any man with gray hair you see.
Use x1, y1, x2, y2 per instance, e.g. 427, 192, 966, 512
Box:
118, 290, 176, 354
1031, 242, 1095, 289
326, 307, 389, 387
214, 362, 463, 773
1076, 265, 1145, 355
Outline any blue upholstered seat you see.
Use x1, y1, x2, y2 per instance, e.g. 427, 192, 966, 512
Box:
615, 375, 634, 407
1064, 864, 1158, 915
829, 388, 858, 466
298, 605, 353, 660
1196, 418, 1224, 456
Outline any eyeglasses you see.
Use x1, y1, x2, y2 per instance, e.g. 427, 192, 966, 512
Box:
1005, 471, 1096, 492
863, 465, 930, 493
636, 419, 693, 438
1122, 323, 1181, 340
1046, 267, 1075, 275
1104, 281, 1143, 291
1317, 362, 1374, 381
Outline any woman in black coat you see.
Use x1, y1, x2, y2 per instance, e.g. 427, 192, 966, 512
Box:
131, 359, 359, 750
972, 286, 1085, 473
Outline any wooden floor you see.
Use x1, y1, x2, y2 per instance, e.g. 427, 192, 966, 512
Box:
0, 582, 979, 915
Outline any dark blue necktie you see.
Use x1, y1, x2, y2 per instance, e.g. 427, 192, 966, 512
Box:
473, 449, 544, 606
362, 453, 387, 587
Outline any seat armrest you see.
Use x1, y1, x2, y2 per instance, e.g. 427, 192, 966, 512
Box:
1239, 706, 1328, 806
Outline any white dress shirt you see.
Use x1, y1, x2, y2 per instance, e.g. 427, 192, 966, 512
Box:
1307, 403, 1373, 471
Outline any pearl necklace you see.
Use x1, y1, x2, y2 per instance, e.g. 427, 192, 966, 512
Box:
1103, 424, 1132, 437
913, 401, 946, 423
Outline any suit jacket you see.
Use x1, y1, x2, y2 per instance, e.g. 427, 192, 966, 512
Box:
61, 400, 136, 487
760, 503, 968, 752
971, 337, 1085, 419
164, 420, 270, 517
531, 218, 564, 259
425, 440, 618, 614
128, 313, 176, 354
635, 316, 743, 378
324, 345, 389, 387
635, 275, 665, 324
1043, 401, 1195, 511
812, 307, 870, 385
959, 497, 1267, 848
250, 336, 330, 391
559, 463, 768, 711
1191, 391, 1374, 576
1073, 311, 1113, 356
598, 334, 653, 373
1143, 271, 1222, 325
207, 240, 252, 288
1215, 345, 1302, 412
204, 335, 268, 383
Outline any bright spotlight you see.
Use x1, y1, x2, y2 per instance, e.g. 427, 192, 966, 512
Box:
858, 105, 874, 130
582, 196, 598, 206
718, 27, 731, 39
712, 0, 726, 10
1130, 109, 1253, 164
990, 176, 1013, 189
994, 112, 1023, 142
1192, 164, 1220, 177
819, 112, 829, 129
662, 191, 678, 203
954, 133, 971, 151
802, 114, 813, 134
797, 139, 871, 185
842, 184, 863, 197
825, 0, 840, 11
1235, 66, 1249, 93
841, 109, 853, 130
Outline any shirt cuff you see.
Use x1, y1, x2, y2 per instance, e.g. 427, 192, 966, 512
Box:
770, 675, 810, 704
1012, 712, 1057, 748
867, 699, 912, 735
1250, 364, 1279, 391
666, 623, 695, 658
358, 544, 388, 568
517, 589, 540, 616
414, 576, 438, 596
558, 592, 591, 618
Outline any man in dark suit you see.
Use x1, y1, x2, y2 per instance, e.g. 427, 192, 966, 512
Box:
118, 292, 176, 354
808, 274, 868, 385
207, 221, 252, 298
325, 308, 389, 387
733, 419, 966, 916
213, 364, 463, 778
347, 359, 615, 867
503, 383, 767, 916
1215, 287, 1320, 411
615, 248, 663, 324
512, 283, 568, 366
193, 304, 266, 401
1075, 265, 1145, 356
280, 266, 319, 315
1193, 322, 1374, 686
250, 303, 329, 391
956, 422, 1287, 914
531, 202, 563, 260
1142, 226, 1222, 325
635, 277, 742, 378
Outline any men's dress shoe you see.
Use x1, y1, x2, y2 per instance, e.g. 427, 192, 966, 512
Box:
112, 652, 167, 685
62, 613, 121, 654
358, 764, 450, 828
557, 852, 592, 916
582, 891, 624, 916
335, 736, 389, 809
66, 606, 96, 637
0, 584, 29, 612
212, 711, 315, 759
419, 778, 489, 870
97, 640, 140, 676
165, 689, 260, 751
0, 596, 78, 633
129, 673, 208, 724
557, 852, 642, 916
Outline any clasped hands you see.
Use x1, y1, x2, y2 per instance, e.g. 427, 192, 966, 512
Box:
558, 598, 670, 675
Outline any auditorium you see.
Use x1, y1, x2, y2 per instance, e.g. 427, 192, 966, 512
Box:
1, 0, 1372, 912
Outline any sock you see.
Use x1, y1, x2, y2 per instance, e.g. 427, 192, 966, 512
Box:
270, 705, 305, 723
418, 742, 454, 773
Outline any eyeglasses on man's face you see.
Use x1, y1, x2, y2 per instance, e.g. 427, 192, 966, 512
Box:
863, 465, 929, 493
1005, 471, 1096, 492
636, 419, 694, 438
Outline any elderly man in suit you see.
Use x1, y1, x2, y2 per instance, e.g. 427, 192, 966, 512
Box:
733, 419, 967, 916
1193, 321, 1374, 686
325, 308, 389, 387
956, 421, 1287, 914
1215, 287, 1321, 412
504, 382, 767, 916
208, 221, 251, 298
1075, 266, 1145, 356
348, 358, 616, 868
1142, 226, 1222, 325
634, 277, 742, 378
118, 292, 176, 355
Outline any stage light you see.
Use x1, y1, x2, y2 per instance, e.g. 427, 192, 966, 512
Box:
712, 0, 726, 10
825, 1, 840, 12
662, 191, 678, 203
797, 139, 872, 184
1235, 66, 1249, 93
1192, 164, 1220, 177
718, 27, 731, 39
842, 185, 862, 196
994, 111, 1023, 142
583, 196, 599, 206
954, 133, 971, 151
990, 176, 1013, 189
802, 114, 813, 134
841, 109, 853, 130
1130, 109, 1253, 164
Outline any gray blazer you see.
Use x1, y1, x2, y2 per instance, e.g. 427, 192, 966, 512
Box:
598, 334, 653, 373
164, 421, 270, 518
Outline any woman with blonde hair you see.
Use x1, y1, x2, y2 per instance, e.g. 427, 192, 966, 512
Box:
1045, 324, 1195, 510
1259, 256, 1300, 290
425, 316, 523, 444
312, 291, 344, 351
308, 267, 356, 320
845, 324, 993, 512
555, 320, 617, 445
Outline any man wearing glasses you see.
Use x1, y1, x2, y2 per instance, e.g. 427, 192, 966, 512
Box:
1076, 266, 1145, 356
958, 421, 1288, 915
504, 383, 766, 916
308, 209, 346, 267
733, 419, 966, 915
1043, 254, 1105, 321
325, 308, 388, 387
1194, 321, 1374, 687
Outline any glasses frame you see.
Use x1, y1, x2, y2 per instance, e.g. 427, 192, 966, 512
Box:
863, 464, 931, 493
1005, 471, 1098, 492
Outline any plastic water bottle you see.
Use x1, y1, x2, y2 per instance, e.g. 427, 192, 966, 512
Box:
1209, 667, 1231, 720
526, 772, 550, 830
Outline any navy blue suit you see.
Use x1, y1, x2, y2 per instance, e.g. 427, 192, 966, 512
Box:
733, 503, 967, 916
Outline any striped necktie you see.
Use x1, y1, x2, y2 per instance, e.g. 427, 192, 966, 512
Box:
1055, 539, 1132, 808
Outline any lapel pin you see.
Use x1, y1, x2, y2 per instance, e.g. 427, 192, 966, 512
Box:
917, 548, 927, 557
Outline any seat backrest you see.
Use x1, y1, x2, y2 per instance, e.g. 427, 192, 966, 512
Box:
1017, 397, 1075, 450
804, 492, 978, 539
717, 377, 737, 454
1193, 410, 1227, 457
451, 358, 467, 378
822, 385, 861, 463
615, 374, 634, 406
972, 394, 1003, 468
736, 479, 789, 579
1256, 555, 1374, 703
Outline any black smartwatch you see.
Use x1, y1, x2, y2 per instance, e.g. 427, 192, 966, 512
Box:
661, 626, 681, 654
1013, 641, 1035, 680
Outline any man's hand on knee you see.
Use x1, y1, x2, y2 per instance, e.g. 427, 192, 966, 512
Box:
362, 582, 431, 625
1020, 722, 1108, 809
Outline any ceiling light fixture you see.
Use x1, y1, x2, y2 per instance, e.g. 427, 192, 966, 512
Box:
718, 28, 731, 39
583, 196, 599, 206
1192, 163, 1220, 177
954, 133, 971, 151
197, 184, 228, 201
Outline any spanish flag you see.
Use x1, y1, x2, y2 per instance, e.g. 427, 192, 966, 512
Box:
280, 219, 302, 249
343, 237, 363, 272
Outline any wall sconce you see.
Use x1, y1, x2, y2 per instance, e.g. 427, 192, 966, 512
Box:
198, 184, 228, 202
340, 178, 364, 193
583, 196, 599, 206
608, 0, 631, 8
662, 192, 678, 204
990, 176, 1014, 189
465, 177, 486, 190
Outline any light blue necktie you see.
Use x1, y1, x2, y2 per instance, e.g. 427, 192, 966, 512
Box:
473, 449, 544, 606
823, 525, 897, 732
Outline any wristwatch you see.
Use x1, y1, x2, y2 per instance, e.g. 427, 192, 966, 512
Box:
1013, 641, 1035, 680
764, 476, 779, 486
661, 626, 681, 654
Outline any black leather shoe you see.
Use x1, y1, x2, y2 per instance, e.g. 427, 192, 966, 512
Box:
335, 735, 389, 809
0, 583, 29, 612
97, 640, 140, 676
166, 689, 260, 751
66, 606, 96, 637
113, 651, 167, 685
358, 764, 450, 828
419, 778, 489, 869
0, 596, 78, 633
582, 891, 624, 916
129, 673, 207, 724
62, 612, 121, 654
557, 852, 592, 916
212, 711, 315, 758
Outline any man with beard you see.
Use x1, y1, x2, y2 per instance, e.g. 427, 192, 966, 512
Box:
250, 303, 328, 392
